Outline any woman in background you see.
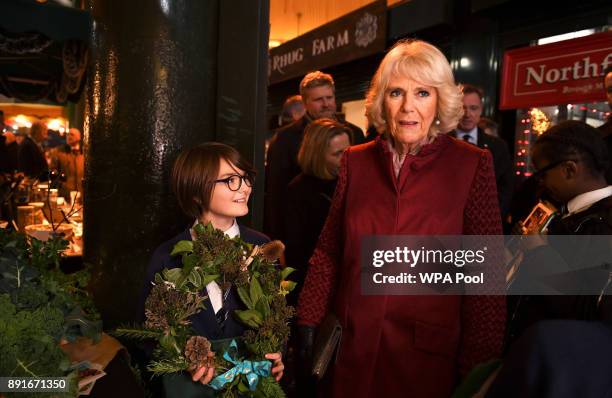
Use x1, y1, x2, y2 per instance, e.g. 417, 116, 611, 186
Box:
284, 118, 351, 302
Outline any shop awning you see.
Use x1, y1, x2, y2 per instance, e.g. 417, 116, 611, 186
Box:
0, 0, 92, 104
0, 0, 91, 42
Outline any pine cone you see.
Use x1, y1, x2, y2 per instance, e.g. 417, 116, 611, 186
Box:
260, 240, 285, 262
185, 336, 216, 371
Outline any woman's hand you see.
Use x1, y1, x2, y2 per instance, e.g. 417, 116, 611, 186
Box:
265, 352, 284, 381
189, 351, 216, 384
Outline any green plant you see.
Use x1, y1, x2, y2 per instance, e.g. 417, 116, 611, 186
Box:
0, 229, 101, 397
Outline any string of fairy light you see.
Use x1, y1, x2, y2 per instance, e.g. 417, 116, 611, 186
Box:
515, 105, 610, 178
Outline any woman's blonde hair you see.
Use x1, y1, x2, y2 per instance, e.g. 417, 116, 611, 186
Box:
365, 39, 463, 137
298, 118, 351, 180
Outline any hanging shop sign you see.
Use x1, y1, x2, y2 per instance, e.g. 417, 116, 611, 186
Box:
268, 1, 386, 84
500, 30, 612, 109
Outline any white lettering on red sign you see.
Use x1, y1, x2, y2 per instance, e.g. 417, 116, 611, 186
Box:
525, 54, 612, 85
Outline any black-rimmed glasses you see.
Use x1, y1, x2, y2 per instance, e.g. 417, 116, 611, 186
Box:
214, 174, 254, 191
532, 159, 579, 180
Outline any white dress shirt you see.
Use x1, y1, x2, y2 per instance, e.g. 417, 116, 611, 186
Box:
566, 185, 612, 217
190, 219, 240, 314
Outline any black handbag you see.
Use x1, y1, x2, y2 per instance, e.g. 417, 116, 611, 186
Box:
311, 313, 342, 380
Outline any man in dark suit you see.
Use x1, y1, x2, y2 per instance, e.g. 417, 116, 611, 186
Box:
264, 71, 364, 240
17, 120, 48, 179
452, 84, 514, 217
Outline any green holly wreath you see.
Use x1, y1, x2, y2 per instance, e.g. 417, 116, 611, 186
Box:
116, 223, 296, 398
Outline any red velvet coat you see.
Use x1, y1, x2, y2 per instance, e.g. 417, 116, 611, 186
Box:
297, 134, 506, 397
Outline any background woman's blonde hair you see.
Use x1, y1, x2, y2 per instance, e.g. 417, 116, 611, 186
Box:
298, 118, 351, 180
365, 39, 463, 137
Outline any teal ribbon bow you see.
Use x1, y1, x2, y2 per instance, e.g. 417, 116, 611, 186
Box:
209, 339, 272, 391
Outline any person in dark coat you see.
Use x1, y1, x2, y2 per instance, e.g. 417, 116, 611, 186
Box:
141, 143, 284, 397
486, 320, 612, 398
0, 111, 18, 173
17, 121, 48, 179
506, 121, 612, 345
285, 118, 351, 304
451, 84, 514, 218
264, 71, 365, 241
297, 40, 506, 398
284, 119, 351, 397
487, 123, 612, 398
0, 131, 18, 174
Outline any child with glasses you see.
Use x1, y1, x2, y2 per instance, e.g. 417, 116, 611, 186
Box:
141, 142, 284, 397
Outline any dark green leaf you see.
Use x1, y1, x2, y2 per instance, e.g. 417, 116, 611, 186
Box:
159, 334, 178, 353
249, 276, 264, 305
163, 268, 183, 284
200, 273, 219, 286
237, 286, 253, 309
176, 254, 198, 288
255, 296, 270, 318
235, 309, 263, 328
193, 223, 204, 234
182, 253, 199, 269
188, 269, 202, 289
170, 240, 194, 256
280, 267, 295, 281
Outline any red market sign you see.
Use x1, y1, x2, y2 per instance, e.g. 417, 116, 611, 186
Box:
500, 31, 612, 109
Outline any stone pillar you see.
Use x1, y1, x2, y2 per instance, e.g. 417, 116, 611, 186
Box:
84, 0, 268, 326
216, 1, 270, 229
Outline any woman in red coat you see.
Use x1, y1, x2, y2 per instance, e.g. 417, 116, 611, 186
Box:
297, 39, 506, 397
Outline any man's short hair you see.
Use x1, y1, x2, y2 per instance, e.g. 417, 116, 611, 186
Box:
280, 95, 304, 124
535, 121, 609, 177
461, 84, 484, 100
29, 121, 47, 142
299, 71, 335, 98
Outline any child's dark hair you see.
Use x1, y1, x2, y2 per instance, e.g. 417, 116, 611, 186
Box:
171, 142, 255, 219
534, 120, 609, 177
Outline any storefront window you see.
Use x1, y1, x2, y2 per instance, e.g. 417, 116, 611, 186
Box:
1, 100, 84, 256
514, 101, 610, 178
505, 27, 611, 179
